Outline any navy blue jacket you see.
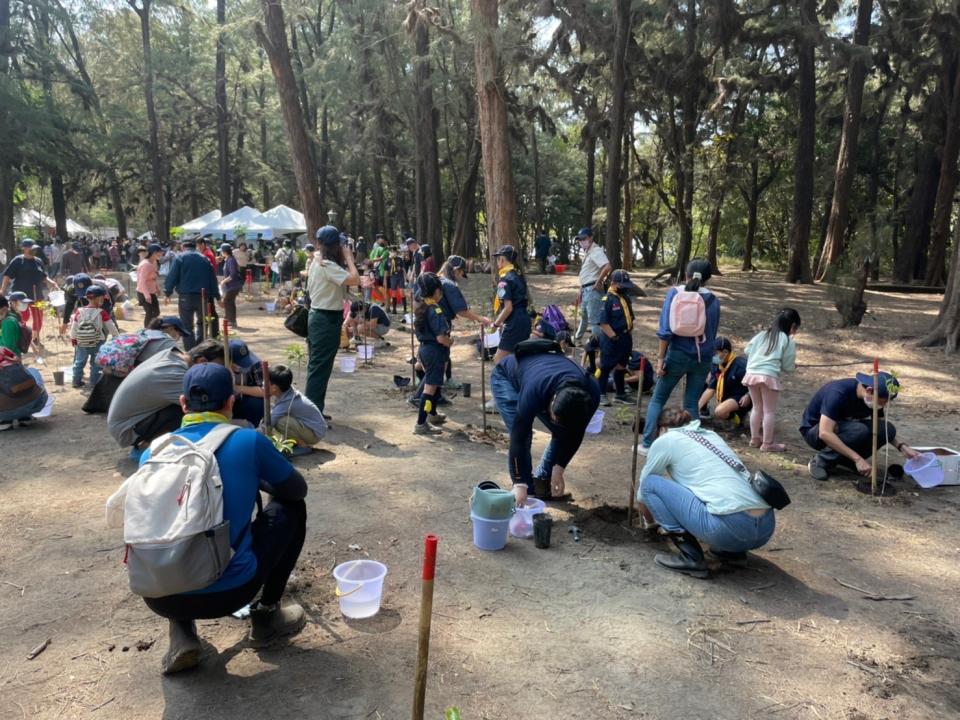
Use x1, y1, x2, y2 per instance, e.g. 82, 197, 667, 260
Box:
498, 352, 600, 487
165, 251, 220, 299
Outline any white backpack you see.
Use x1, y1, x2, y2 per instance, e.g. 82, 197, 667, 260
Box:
105, 424, 239, 598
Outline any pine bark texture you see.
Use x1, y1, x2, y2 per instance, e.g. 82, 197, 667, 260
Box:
604, 0, 630, 270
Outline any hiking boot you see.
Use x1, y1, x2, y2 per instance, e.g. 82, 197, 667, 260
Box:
161, 620, 202, 675
808, 457, 830, 482
414, 422, 442, 436
249, 602, 307, 647
654, 533, 709, 579
600, 394, 611, 407
427, 412, 447, 425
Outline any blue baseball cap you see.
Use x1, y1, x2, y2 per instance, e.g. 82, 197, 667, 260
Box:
182, 363, 235, 412
856, 371, 900, 399
72, 273, 92, 290
610, 269, 641, 294
316, 225, 340, 246
158, 316, 193, 341
576, 227, 593, 239
229, 339, 260, 371
7, 291, 32, 304
21, 239, 35, 248
147, 243, 162, 255
84, 285, 107, 298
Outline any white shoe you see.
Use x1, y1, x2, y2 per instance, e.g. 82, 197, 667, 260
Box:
484, 399, 497, 414
635, 444, 649, 457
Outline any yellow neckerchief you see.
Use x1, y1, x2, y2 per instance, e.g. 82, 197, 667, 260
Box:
715, 353, 737, 403
493, 263, 516, 312
609, 288, 633, 332
181, 411, 231, 427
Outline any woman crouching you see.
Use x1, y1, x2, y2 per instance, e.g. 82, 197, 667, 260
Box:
638, 408, 775, 578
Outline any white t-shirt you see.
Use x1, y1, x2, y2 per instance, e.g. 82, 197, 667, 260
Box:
579, 243, 610, 286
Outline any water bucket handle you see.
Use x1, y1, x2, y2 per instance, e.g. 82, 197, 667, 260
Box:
334, 560, 366, 597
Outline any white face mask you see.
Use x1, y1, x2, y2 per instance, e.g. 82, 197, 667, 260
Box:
712, 355, 721, 365
863, 395, 873, 409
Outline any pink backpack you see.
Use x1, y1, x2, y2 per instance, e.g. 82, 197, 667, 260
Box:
668, 287, 708, 359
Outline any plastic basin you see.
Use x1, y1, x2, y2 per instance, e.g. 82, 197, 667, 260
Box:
483, 329, 501, 349
333, 560, 388, 618
905, 452, 945, 488
340, 356, 357, 373
586, 409, 605, 434
265, 301, 276, 313
471, 512, 510, 551
509, 498, 546, 538
357, 344, 375, 361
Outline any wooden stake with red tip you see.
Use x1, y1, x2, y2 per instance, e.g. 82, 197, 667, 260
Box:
412, 535, 439, 720
871, 357, 880, 496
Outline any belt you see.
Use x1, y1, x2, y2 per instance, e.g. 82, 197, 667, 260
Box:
581, 282, 597, 288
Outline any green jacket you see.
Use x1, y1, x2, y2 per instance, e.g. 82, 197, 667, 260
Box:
1, 314, 22, 356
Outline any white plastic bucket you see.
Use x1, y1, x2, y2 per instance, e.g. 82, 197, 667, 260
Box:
905, 452, 945, 488
586, 409, 605, 434
471, 512, 510, 551
509, 498, 546, 538
357, 344, 375, 361
333, 560, 387, 618
403, 313, 414, 325
483, 329, 501, 348
48, 290, 65, 308
340, 356, 357, 373
265, 301, 276, 313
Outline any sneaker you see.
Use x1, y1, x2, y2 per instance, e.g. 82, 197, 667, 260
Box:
72, 381, 85, 389
436, 395, 452, 407
613, 393, 633, 405
414, 422, 442, 435
161, 620, 202, 675
249, 601, 307, 647
0, 421, 12, 432
484, 399, 498, 414
600, 394, 612, 407
427, 413, 447, 426
635, 444, 649, 457
808, 457, 830, 482
290, 445, 314, 456
16, 418, 32, 428
407, 394, 421, 408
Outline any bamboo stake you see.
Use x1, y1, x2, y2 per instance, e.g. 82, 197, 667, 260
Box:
409, 287, 417, 388
222, 320, 230, 367
480, 324, 488, 434
871, 357, 880, 496
411, 534, 439, 720
200, 288, 208, 342
627, 356, 646, 526
262, 360, 272, 434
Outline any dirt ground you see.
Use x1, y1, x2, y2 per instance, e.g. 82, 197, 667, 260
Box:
2, 268, 959, 720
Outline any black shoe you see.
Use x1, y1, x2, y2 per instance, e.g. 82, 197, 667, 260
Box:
407, 394, 421, 408
655, 533, 709, 578
436, 396, 451, 407
808, 457, 830, 481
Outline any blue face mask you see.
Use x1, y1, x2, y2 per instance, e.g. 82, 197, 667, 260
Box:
712, 354, 721, 365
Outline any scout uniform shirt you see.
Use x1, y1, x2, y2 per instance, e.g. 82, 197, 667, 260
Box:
494, 264, 528, 316
597, 289, 634, 338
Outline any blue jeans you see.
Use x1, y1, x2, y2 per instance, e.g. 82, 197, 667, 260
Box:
575, 286, 604, 339
642, 349, 711, 447
72, 345, 101, 385
491, 364, 557, 489
641, 474, 775, 552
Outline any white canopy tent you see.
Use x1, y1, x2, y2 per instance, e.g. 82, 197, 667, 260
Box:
177, 209, 222, 234
199, 205, 274, 240
258, 204, 307, 235
14, 209, 91, 236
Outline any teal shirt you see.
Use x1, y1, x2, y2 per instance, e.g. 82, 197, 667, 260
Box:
639, 420, 769, 514
1, 314, 21, 356
744, 330, 796, 380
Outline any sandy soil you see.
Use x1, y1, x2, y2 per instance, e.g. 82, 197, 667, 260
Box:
1, 269, 959, 720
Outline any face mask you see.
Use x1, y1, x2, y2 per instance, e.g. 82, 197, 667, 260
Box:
712, 355, 721, 365
863, 395, 873, 409
578, 239, 590, 249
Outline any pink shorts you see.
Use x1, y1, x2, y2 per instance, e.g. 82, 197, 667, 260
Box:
743, 373, 781, 391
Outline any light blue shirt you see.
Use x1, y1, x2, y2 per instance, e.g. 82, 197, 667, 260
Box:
638, 420, 769, 514
744, 330, 796, 379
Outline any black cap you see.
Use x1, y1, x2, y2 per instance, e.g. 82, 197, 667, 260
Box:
492, 245, 517, 261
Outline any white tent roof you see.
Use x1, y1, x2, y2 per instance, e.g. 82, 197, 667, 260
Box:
65, 218, 90, 234
259, 204, 307, 235
199, 206, 273, 240
15, 209, 90, 235
178, 209, 222, 233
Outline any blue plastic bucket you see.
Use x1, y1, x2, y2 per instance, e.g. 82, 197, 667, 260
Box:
471, 512, 510, 551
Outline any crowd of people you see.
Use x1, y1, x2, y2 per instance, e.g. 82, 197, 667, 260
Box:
0, 224, 923, 676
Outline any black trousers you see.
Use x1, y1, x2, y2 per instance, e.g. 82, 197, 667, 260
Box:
132, 404, 184, 447
138, 292, 160, 328
802, 419, 897, 468
144, 498, 307, 620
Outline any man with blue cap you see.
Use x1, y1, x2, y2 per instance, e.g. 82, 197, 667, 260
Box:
164, 238, 220, 349
139, 363, 308, 674
801, 370, 920, 481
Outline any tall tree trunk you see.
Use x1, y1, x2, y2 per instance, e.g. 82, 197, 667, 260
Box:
675, 0, 698, 273
919, 217, 960, 350
584, 134, 596, 227
605, 0, 630, 270
532, 126, 543, 235
622, 129, 633, 270
742, 162, 759, 271
258, 53, 271, 209
0, 0, 13, 262
925, 56, 960, 286
453, 134, 482, 257
50, 174, 67, 240
230, 78, 248, 210
817, 0, 873, 281
255, 0, 324, 238
109, 180, 127, 239
128, 0, 167, 243
472, 0, 519, 266
786, 0, 816, 283
216, 0, 231, 213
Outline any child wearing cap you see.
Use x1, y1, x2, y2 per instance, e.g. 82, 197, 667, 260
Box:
413, 272, 451, 435
69, 286, 119, 388
698, 336, 751, 427
491, 245, 531, 363
228, 339, 266, 427
596, 269, 640, 406
265, 364, 327, 454
347, 300, 391, 344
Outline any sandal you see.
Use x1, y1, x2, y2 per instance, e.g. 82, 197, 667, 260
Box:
749, 437, 762, 448
761, 442, 787, 452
